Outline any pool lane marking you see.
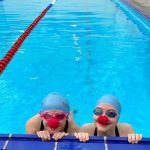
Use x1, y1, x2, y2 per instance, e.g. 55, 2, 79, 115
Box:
54, 141, 58, 150
2, 134, 12, 150
104, 136, 109, 150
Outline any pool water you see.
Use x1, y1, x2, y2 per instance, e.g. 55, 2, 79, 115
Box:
0, 0, 150, 137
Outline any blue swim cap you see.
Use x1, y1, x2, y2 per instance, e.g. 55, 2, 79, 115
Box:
41, 93, 70, 113
96, 95, 121, 114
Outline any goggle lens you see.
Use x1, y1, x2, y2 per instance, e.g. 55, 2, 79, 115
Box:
93, 108, 103, 116
93, 108, 118, 118
40, 112, 67, 120
105, 110, 118, 118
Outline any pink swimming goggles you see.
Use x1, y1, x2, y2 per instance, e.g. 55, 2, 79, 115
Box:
39, 112, 69, 121
39, 112, 69, 129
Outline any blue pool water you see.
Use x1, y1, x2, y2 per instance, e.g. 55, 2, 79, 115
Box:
0, 0, 150, 136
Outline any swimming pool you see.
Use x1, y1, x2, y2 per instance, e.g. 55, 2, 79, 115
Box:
0, 0, 150, 137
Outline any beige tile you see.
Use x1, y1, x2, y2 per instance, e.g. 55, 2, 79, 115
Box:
125, 0, 150, 16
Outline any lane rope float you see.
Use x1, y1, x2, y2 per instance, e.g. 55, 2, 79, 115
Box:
0, 0, 56, 75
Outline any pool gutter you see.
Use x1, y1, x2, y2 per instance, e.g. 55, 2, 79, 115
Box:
112, 0, 150, 35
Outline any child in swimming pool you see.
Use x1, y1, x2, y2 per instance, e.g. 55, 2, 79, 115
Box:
26, 92, 79, 141
74, 95, 142, 144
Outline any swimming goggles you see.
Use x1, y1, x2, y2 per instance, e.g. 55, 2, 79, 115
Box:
39, 112, 68, 121
93, 108, 118, 118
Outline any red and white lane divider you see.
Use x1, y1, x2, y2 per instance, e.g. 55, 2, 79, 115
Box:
0, 0, 57, 75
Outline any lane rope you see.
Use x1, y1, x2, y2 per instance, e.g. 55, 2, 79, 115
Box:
0, 0, 56, 75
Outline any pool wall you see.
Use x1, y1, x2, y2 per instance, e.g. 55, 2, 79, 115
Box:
0, 134, 150, 150
112, 0, 150, 35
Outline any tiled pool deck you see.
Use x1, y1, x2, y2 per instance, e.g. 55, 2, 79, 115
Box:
125, 0, 150, 20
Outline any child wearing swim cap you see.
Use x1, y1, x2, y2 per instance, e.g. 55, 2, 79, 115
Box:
26, 92, 79, 141
74, 94, 142, 144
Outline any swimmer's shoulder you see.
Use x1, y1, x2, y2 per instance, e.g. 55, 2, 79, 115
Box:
80, 123, 95, 135
68, 118, 80, 133
25, 114, 42, 134
117, 123, 134, 136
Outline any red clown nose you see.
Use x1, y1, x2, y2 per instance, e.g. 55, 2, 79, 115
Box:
97, 116, 109, 125
47, 118, 60, 129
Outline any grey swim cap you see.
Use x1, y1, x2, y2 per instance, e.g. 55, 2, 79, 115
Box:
41, 92, 70, 113
96, 94, 121, 114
